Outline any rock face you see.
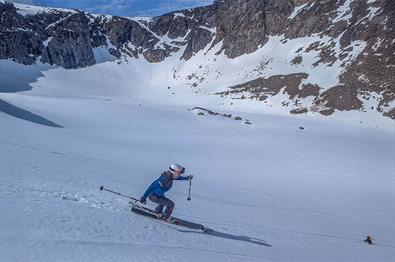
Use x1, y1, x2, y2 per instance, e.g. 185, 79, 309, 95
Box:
214, 0, 268, 58
217, 73, 312, 101
0, 3, 42, 65
0, 0, 394, 119
41, 12, 95, 68
0, 2, 95, 68
0, 0, 294, 65
214, 0, 395, 119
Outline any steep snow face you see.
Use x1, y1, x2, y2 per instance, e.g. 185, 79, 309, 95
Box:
171, 34, 366, 90
14, 30, 390, 129
1, 75, 394, 261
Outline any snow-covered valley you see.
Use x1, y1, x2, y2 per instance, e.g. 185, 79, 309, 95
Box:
1, 56, 394, 261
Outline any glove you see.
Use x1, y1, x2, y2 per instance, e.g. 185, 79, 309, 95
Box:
138, 197, 147, 205
187, 175, 193, 180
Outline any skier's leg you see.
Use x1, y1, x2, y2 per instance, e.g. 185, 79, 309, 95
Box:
154, 205, 164, 214
148, 194, 164, 214
161, 197, 174, 219
148, 194, 174, 218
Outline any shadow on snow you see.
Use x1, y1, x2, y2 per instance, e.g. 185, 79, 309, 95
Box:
177, 228, 272, 247
0, 99, 63, 128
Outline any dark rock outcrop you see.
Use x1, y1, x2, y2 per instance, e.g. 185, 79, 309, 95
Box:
41, 12, 95, 68
214, 0, 268, 58
0, 2, 42, 64
315, 85, 363, 111
217, 73, 310, 101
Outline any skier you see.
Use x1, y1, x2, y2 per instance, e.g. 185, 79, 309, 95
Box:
364, 235, 373, 245
138, 163, 193, 219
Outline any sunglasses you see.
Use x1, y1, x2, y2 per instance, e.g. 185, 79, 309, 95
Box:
174, 167, 185, 174
181, 167, 185, 174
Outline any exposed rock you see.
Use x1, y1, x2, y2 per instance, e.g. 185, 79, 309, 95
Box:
89, 16, 108, 48
218, 73, 309, 101
143, 48, 171, 63
338, 0, 395, 115
383, 108, 395, 120
41, 12, 95, 68
299, 84, 320, 98
291, 55, 302, 65
319, 108, 335, 116
214, 0, 269, 58
191, 107, 245, 122
0, 2, 42, 64
292, 0, 311, 5
192, 107, 232, 118
102, 16, 162, 61
291, 108, 308, 114
315, 85, 362, 111
182, 27, 214, 60
265, 0, 294, 35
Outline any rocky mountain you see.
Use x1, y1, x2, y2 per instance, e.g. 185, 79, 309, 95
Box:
0, 0, 394, 119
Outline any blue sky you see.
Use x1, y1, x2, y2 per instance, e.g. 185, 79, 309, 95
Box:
11, 0, 214, 17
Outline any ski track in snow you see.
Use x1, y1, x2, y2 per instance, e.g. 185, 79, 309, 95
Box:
2, 139, 391, 228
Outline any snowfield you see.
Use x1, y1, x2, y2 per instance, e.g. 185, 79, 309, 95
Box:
1, 49, 394, 261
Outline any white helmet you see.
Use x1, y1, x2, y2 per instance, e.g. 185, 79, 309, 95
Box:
169, 163, 185, 175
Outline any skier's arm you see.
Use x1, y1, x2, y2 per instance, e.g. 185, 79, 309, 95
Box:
176, 176, 188, 180
176, 175, 193, 180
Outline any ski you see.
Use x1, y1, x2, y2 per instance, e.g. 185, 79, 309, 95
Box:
131, 204, 207, 232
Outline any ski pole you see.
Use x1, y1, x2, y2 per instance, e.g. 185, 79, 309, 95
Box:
187, 179, 192, 201
99, 186, 139, 202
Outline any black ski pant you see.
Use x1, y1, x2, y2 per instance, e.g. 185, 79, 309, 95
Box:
148, 194, 174, 218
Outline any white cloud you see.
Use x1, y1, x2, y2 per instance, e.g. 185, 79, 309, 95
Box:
86, 0, 132, 14
132, 0, 214, 17
9, 0, 33, 4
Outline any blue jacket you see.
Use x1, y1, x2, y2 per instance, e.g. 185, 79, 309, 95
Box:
142, 171, 188, 200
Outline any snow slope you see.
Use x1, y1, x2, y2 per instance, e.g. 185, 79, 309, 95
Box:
1, 54, 395, 261
0, 0, 75, 16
